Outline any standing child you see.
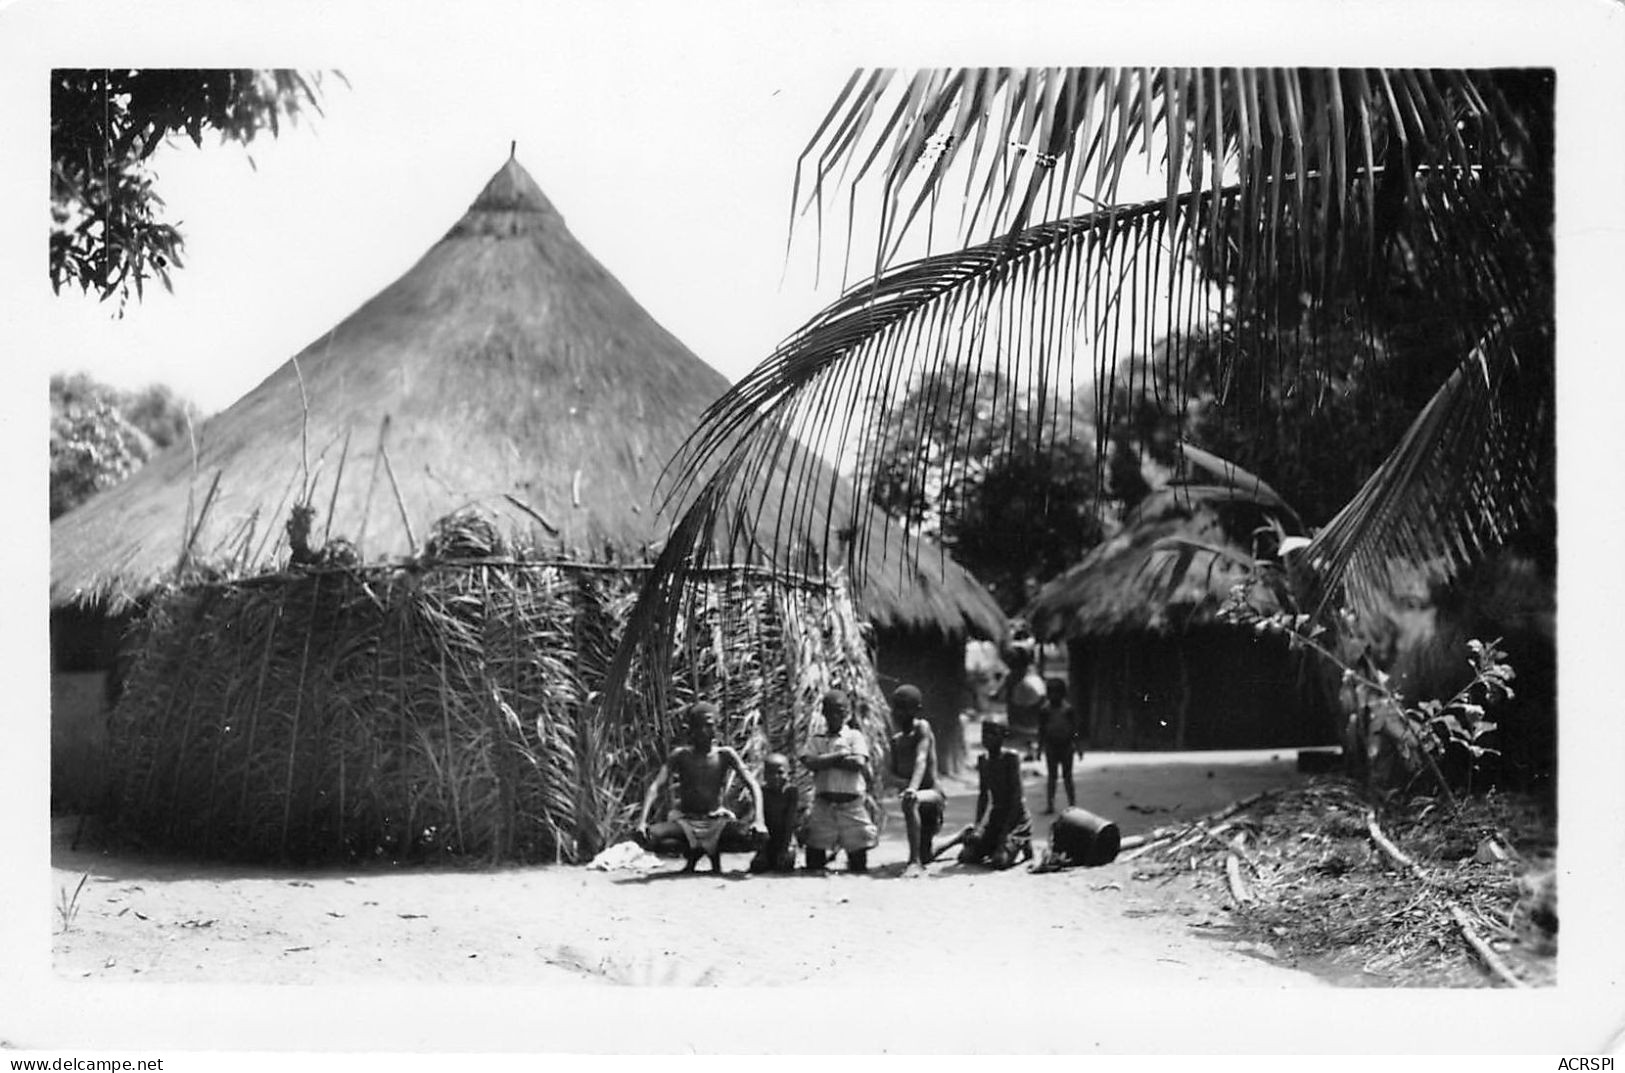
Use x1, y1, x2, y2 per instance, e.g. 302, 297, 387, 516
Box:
799, 690, 878, 872
1040, 677, 1082, 814
748, 753, 801, 874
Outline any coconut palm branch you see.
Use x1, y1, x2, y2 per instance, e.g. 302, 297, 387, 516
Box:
604, 67, 1550, 718
1299, 318, 1552, 619
796, 69, 1543, 315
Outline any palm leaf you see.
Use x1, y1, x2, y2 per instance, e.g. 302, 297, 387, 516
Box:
1300, 320, 1552, 621
795, 69, 1524, 289
1174, 442, 1297, 522
606, 66, 1548, 717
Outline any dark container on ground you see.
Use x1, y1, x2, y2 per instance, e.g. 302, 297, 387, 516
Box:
1050, 806, 1121, 866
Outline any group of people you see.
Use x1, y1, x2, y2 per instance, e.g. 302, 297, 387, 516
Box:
633, 670, 1084, 877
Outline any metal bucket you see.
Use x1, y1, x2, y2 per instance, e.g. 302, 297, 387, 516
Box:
1049, 807, 1121, 866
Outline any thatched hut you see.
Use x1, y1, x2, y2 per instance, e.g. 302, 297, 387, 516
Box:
1027, 484, 1337, 751
49, 154, 1001, 835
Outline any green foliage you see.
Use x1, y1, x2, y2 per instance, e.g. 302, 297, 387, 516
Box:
947, 435, 1103, 613
50, 397, 149, 520
1172, 326, 1416, 527
49, 372, 201, 518
50, 69, 329, 306
55, 871, 89, 934
118, 382, 200, 450
1416, 638, 1516, 766
869, 363, 1105, 612
1223, 582, 1517, 799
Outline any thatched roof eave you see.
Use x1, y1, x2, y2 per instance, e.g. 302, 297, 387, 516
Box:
1027, 485, 1300, 643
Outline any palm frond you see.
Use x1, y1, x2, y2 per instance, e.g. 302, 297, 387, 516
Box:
1174, 442, 1297, 521
1301, 321, 1552, 620
661, 189, 1213, 573
609, 66, 1549, 718
797, 68, 1530, 286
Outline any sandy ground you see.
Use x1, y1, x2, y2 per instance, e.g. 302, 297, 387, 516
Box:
51, 749, 1325, 990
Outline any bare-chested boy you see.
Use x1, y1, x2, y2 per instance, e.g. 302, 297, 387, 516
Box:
636, 702, 766, 873
747, 753, 800, 874
887, 684, 947, 877
937, 717, 1034, 869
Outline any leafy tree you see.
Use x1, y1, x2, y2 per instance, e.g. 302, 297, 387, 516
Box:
118, 381, 202, 451
50, 398, 150, 520
52, 372, 201, 451
870, 363, 1105, 611
51, 69, 331, 305
49, 373, 201, 518
945, 433, 1103, 613
606, 69, 1554, 721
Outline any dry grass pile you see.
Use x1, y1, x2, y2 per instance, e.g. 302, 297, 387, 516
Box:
1127, 777, 1557, 987
105, 514, 888, 865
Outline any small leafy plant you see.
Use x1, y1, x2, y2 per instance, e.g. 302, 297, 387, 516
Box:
56, 872, 90, 934
1414, 638, 1516, 792
1220, 584, 1516, 805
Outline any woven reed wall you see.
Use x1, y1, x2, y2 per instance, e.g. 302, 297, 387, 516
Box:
106, 557, 887, 864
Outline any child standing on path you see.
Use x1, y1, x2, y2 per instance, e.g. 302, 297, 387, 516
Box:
1040, 677, 1082, 814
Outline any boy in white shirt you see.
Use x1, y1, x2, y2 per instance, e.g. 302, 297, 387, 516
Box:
798, 689, 878, 872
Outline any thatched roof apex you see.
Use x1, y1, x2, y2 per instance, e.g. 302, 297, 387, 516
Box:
51, 156, 1002, 641
1027, 484, 1302, 641
449, 156, 562, 233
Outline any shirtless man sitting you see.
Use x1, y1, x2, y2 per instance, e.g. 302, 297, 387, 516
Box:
636, 702, 767, 873
887, 684, 948, 877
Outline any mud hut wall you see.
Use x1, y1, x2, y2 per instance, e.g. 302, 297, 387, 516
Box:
870, 627, 970, 775
1068, 629, 1336, 751
104, 563, 886, 863
49, 605, 145, 812
51, 671, 109, 812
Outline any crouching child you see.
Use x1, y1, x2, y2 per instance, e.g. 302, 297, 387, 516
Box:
636, 702, 767, 873
748, 753, 800, 874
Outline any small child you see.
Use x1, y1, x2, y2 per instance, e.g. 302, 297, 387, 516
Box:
1040, 677, 1082, 814
748, 753, 801, 874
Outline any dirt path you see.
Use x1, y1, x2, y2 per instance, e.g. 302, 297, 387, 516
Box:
51, 751, 1321, 990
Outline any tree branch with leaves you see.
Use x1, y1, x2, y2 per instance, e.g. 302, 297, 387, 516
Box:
50, 68, 336, 306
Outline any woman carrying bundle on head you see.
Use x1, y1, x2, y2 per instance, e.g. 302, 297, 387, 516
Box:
1000, 643, 1047, 761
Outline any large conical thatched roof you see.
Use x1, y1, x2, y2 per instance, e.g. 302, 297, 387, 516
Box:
51, 156, 1003, 640
1027, 484, 1303, 640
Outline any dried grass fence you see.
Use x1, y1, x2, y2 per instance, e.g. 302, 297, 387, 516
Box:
106, 524, 887, 865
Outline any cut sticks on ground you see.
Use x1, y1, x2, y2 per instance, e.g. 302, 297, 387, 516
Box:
1365, 809, 1527, 989
1225, 853, 1253, 905
1120, 790, 1279, 862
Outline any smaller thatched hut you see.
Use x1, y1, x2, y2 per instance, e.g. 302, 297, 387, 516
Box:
1028, 485, 1337, 751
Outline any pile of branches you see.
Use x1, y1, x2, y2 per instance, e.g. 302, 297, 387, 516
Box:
1122, 777, 1556, 987
106, 513, 889, 865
